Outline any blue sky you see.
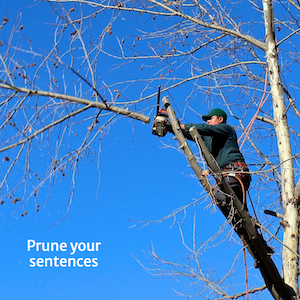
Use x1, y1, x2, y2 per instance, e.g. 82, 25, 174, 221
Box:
0, 114, 200, 299
0, 0, 294, 299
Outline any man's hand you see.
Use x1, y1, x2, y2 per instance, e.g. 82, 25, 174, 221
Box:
180, 123, 185, 130
201, 170, 210, 177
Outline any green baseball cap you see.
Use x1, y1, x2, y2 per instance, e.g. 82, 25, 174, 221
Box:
202, 108, 227, 122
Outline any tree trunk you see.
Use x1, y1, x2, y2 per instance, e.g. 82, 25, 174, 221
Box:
262, 0, 299, 295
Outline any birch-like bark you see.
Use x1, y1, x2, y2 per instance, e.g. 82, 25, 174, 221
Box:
262, 0, 299, 294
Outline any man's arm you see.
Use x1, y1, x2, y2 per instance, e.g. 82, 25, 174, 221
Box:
184, 123, 232, 136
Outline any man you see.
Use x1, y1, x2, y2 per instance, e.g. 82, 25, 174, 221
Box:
166, 107, 276, 255
175, 108, 251, 210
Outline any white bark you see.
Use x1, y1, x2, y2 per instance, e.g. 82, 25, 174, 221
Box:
262, 0, 299, 295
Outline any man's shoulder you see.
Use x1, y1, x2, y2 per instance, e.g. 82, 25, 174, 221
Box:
215, 123, 236, 132
218, 122, 232, 128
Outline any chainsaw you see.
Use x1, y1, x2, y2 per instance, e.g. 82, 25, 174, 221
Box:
152, 86, 171, 137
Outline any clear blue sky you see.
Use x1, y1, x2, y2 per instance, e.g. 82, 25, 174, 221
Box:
0, 1, 289, 299
0, 110, 215, 299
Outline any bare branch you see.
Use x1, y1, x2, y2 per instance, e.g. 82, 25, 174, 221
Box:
0, 83, 150, 123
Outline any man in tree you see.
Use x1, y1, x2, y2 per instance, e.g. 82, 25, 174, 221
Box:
174, 108, 251, 210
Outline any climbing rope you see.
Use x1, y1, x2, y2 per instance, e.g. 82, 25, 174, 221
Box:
241, 234, 250, 300
239, 69, 269, 150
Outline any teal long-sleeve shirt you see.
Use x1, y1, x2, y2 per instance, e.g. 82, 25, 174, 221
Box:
182, 123, 245, 169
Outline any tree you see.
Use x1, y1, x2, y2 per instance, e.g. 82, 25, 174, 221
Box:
1, 0, 300, 298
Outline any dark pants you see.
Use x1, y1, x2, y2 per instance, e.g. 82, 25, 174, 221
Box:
213, 174, 250, 211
